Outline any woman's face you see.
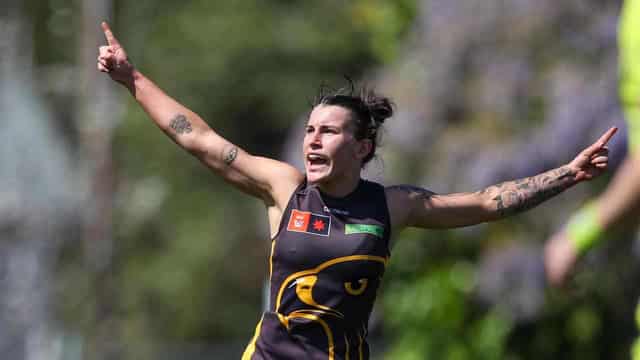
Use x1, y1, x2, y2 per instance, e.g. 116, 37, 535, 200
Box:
303, 105, 370, 185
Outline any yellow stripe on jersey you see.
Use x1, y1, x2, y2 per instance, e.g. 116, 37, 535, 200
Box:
287, 312, 335, 360
269, 240, 276, 279
241, 316, 264, 360
344, 334, 350, 360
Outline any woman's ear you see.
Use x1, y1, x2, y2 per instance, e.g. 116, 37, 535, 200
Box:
356, 138, 373, 160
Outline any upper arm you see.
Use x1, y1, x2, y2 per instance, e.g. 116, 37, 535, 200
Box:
131, 80, 303, 207
386, 185, 495, 230
188, 129, 304, 209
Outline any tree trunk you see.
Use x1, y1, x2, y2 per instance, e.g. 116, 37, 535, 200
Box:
0, 2, 75, 359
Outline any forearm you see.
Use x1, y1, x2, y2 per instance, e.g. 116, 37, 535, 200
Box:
481, 165, 577, 219
125, 69, 225, 153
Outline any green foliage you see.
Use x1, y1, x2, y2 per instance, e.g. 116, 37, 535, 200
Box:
127, 0, 418, 153
350, 0, 418, 62
384, 258, 511, 360
26, 0, 78, 65
566, 305, 601, 345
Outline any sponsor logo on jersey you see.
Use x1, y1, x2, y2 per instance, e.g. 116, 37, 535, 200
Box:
345, 223, 384, 238
323, 206, 350, 216
287, 209, 331, 236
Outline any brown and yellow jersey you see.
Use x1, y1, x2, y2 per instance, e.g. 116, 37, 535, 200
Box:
243, 179, 391, 360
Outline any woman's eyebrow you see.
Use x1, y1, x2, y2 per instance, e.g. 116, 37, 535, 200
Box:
318, 124, 340, 130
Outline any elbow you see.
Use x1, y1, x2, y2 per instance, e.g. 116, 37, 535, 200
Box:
179, 136, 203, 156
181, 129, 214, 156
480, 197, 504, 222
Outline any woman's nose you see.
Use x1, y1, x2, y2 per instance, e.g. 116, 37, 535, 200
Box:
309, 133, 322, 147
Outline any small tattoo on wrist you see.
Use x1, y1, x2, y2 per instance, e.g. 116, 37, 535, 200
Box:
223, 146, 238, 165
169, 114, 192, 134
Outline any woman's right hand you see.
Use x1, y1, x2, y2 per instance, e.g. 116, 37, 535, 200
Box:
97, 21, 135, 86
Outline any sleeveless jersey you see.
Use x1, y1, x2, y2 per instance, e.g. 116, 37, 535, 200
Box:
242, 179, 391, 360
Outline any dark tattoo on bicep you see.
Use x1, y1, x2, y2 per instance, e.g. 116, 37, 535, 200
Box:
388, 185, 435, 200
169, 114, 192, 134
486, 166, 575, 217
222, 145, 238, 165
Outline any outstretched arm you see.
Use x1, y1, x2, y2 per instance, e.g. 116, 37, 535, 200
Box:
97, 22, 302, 206
387, 127, 617, 230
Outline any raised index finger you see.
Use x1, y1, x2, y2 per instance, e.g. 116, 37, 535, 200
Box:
101, 21, 120, 47
593, 126, 618, 148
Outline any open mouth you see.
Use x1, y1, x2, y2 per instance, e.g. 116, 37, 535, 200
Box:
307, 154, 329, 168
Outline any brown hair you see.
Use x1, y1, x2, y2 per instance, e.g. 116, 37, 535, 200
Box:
314, 80, 394, 167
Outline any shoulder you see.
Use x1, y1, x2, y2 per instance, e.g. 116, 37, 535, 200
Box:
384, 184, 436, 230
385, 184, 436, 201
359, 179, 386, 192
265, 160, 305, 207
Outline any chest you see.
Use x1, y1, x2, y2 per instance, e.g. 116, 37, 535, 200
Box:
274, 190, 389, 271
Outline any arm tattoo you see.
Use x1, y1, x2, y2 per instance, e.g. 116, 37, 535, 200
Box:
388, 185, 435, 200
222, 145, 238, 165
484, 166, 575, 217
169, 114, 192, 134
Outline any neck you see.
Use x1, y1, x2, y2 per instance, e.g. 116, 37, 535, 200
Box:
314, 171, 361, 198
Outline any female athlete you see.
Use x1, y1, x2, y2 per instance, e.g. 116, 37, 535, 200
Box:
98, 21, 616, 360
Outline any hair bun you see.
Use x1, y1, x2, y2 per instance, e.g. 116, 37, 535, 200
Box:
362, 89, 394, 126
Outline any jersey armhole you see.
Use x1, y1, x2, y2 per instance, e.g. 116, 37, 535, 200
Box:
270, 179, 307, 241
376, 182, 393, 256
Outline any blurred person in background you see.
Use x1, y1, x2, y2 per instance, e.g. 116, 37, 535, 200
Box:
98, 20, 617, 359
544, 0, 640, 358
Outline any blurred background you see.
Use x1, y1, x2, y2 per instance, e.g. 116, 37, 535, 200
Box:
2, 0, 639, 358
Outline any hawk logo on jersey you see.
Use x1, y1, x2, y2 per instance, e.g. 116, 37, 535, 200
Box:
287, 209, 331, 236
